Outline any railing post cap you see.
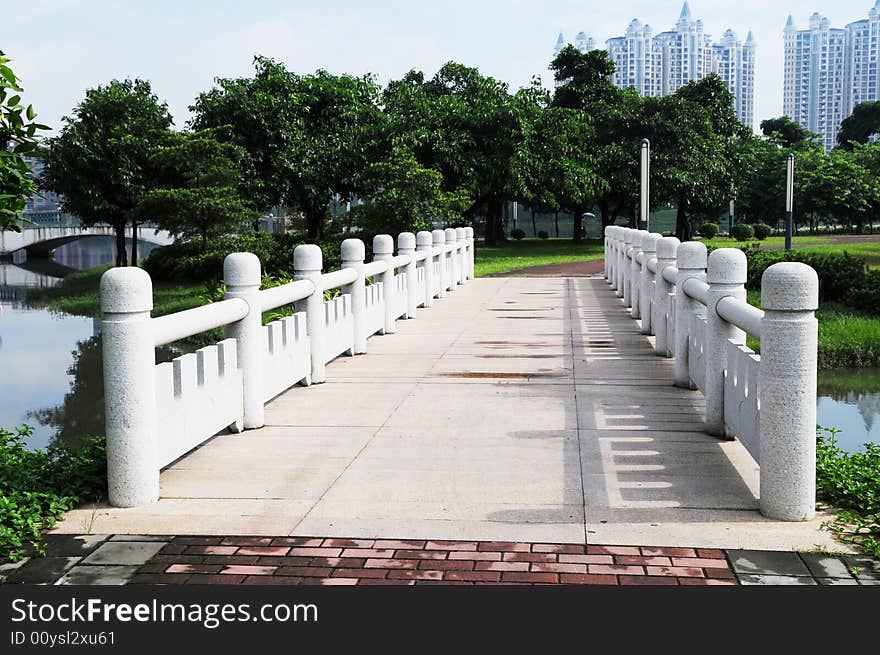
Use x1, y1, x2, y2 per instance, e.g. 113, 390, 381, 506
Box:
676, 241, 708, 269
641, 232, 662, 252
293, 243, 323, 271
372, 234, 394, 255
761, 262, 819, 311
455, 227, 466, 240
416, 230, 433, 247
397, 232, 416, 250
100, 266, 153, 313
604, 225, 613, 236
432, 229, 446, 244
631, 230, 645, 247
656, 236, 681, 259
707, 247, 747, 284
444, 227, 456, 240
623, 228, 636, 243
464, 226, 474, 238
223, 252, 262, 288
341, 237, 365, 262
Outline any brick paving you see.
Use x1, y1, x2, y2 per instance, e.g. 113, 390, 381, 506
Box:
3, 534, 878, 585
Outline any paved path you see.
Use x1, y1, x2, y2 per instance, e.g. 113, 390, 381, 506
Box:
54, 274, 841, 551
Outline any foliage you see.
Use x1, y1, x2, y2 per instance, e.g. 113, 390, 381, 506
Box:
698, 222, 719, 239
760, 116, 819, 149
730, 223, 754, 241
141, 129, 257, 247
0, 50, 48, 232
537, 230, 549, 240
510, 228, 526, 240
752, 223, 772, 240
837, 101, 880, 149
816, 426, 880, 558
0, 425, 106, 564
41, 79, 173, 266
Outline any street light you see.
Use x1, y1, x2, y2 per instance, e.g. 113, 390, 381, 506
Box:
640, 139, 650, 231
785, 153, 795, 250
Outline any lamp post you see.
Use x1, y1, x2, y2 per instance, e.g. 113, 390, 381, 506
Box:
785, 153, 795, 250
640, 139, 650, 231
728, 198, 734, 236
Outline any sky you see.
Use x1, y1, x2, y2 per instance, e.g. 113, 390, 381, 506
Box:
1, 0, 876, 133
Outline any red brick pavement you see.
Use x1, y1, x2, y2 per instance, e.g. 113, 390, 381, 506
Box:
132, 537, 736, 586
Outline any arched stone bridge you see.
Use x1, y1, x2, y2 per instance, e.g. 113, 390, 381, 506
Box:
0, 224, 175, 256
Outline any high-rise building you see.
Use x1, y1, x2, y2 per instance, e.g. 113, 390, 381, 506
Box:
784, 4, 880, 151
554, 3, 755, 127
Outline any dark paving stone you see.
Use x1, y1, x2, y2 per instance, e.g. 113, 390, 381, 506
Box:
41, 534, 108, 557
842, 555, 880, 581
4, 557, 80, 584
56, 565, 139, 585
726, 550, 811, 577
799, 553, 854, 579
817, 577, 858, 585
110, 535, 175, 542
82, 541, 166, 566
738, 574, 817, 586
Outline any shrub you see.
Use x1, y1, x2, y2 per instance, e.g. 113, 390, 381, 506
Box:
510, 228, 526, 240
0, 426, 107, 564
537, 230, 549, 240
752, 223, 772, 240
698, 222, 719, 239
730, 224, 754, 241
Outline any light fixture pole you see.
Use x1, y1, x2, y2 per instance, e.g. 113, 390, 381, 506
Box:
785, 153, 795, 250
640, 139, 650, 231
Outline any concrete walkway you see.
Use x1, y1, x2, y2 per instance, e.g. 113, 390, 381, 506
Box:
54, 274, 842, 551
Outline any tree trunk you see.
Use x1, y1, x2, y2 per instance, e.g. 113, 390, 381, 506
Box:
130, 218, 138, 267
554, 211, 559, 237
674, 197, 690, 241
572, 211, 583, 243
599, 199, 610, 229
115, 222, 128, 267
531, 211, 537, 237
484, 198, 504, 247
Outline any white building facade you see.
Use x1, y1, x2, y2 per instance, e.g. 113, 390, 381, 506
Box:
784, 4, 880, 151
554, 3, 755, 127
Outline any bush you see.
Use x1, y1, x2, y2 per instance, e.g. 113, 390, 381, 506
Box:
752, 223, 772, 240
730, 224, 755, 241
698, 222, 719, 239
510, 228, 526, 240
0, 426, 107, 564
537, 230, 549, 240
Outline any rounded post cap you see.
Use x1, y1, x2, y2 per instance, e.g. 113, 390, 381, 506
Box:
455, 227, 466, 241
432, 229, 446, 244
631, 230, 645, 247
397, 232, 416, 251
641, 232, 662, 252
623, 228, 635, 244
444, 228, 456, 241
340, 238, 365, 262
416, 230, 434, 247
604, 225, 613, 236
761, 262, 819, 311
464, 226, 474, 238
223, 252, 262, 288
677, 241, 708, 270
372, 234, 394, 255
708, 248, 747, 284
100, 266, 153, 313
656, 236, 681, 259
293, 243, 323, 271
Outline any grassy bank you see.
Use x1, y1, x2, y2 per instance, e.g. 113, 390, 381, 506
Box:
473, 237, 604, 277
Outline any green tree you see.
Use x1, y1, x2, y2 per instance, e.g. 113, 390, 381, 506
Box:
0, 50, 48, 232
760, 116, 818, 149
795, 147, 875, 233
41, 79, 172, 266
837, 101, 880, 149
191, 57, 382, 239
141, 130, 257, 248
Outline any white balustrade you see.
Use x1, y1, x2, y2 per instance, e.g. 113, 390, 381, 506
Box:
603, 226, 819, 521
100, 229, 471, 508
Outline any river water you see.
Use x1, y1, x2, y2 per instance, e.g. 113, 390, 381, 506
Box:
1, 237, 879, 453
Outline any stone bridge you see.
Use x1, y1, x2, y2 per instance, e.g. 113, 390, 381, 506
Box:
0, 223, 174, 256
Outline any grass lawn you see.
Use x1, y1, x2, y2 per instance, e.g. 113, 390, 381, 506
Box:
785, 241, 880, 268
695, 235, 829, 249
474, 237, 604, 277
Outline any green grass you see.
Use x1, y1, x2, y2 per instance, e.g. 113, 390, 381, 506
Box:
785, 241, 880, 268
474, 237, 604, 277
695, 235, 829, 249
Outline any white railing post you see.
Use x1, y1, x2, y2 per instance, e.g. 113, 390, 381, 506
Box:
673, 242, 707, 388
432, 229, 447, 298
613, 227, 623, 295
622, 229, 635, 306
416, 231, 435, 306
456, 228, 467, 284
294, 244, 326, 383
224, 252, 264, 428
373, 234, 397, 333
341, 238, 367, 354
639, 233, 661, 334
465, 226, 475, 279
630, 231, 644, 319
604, 226, 612, 280
654, 236, 680, 356
100, 267, 159, 507
608, 226, 619, 291
398, 232, 418, 319
704, 248, 747, 436
445, 228, 458, 289
759, 262, 819, 521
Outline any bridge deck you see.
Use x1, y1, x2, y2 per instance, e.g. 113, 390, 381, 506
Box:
55, 275, 839, 550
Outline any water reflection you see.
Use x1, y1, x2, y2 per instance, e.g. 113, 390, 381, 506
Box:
817, 368, 880, 453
